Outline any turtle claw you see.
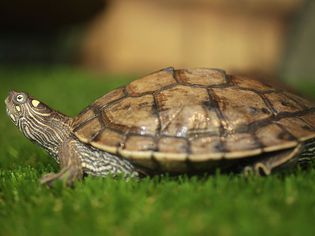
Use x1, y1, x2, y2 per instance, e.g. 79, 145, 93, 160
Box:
243, 163, 271, 176
40, 172, 59, 187
40, 167, 81, 187
254, 163, 271, 176
40, 172, 74, 187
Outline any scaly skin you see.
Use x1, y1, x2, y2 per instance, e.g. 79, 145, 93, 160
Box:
5, 91, 139, 186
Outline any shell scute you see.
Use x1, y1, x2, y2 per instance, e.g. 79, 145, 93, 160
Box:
265, 92, 303, 114
212, 87, 272, 130
224, 133, 260, 158
176, 68, 227, 86
126, 68, 176, 96
276, 118, 315, 141
91, 129, 124, 152
94, 87, 126, 108
104, 95, 159, 135
72, 108, 96, 130
75, 117, 102, 143
158, 137, 188, 154
156, 85, 220, 137
159, 104, 220, 137
190, 136, 221, 155
284, 92, 315, 109
124, 135, 156, 151
301, 113, 315, 128
255, 124, 297, 152
231, 75, 273, 92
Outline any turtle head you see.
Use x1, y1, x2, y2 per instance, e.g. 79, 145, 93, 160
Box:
5, 91, 70, 157
5, 91, 52, 126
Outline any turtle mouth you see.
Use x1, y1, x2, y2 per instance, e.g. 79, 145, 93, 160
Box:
6, 107, 17, 123
5, 98, 18, 124
5, 96, 10, 106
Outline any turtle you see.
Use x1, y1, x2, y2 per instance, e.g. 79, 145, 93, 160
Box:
5, 67, 315, 185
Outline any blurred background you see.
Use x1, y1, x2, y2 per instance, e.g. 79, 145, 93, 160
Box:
1, 2, 315, 234
0, 0, 314, 82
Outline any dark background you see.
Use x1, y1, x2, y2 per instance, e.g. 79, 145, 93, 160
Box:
0, 0, 314, 82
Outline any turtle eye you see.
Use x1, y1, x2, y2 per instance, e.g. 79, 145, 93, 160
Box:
16, 94, 26, 103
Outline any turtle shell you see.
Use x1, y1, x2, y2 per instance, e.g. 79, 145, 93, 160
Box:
71, 67, 315, 172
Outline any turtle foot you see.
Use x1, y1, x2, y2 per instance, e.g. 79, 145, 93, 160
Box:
40, 167, 82, 187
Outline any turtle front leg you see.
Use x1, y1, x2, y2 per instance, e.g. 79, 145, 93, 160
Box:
40, 139, 83, 187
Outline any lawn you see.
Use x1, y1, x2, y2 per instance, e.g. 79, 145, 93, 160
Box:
1, 66, 315, 236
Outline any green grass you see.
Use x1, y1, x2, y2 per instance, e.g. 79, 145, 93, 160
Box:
1, 66, 315, 236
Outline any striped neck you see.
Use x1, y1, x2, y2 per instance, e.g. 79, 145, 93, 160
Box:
18, 110, 72, 160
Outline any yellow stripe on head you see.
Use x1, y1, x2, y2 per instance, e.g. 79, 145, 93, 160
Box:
32, 100, 40, 107
15, 106, 21, 112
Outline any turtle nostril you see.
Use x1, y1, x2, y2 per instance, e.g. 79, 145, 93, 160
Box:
8, 90, 18, 99
5, 91, 17, 105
